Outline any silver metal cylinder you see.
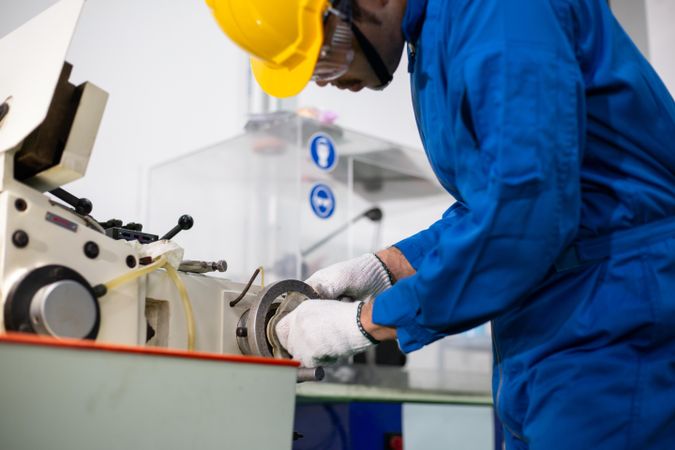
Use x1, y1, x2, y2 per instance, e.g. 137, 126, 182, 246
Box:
29, 280, 98, 338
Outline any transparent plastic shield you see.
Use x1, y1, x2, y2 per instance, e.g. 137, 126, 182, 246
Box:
145, 112, 448, 284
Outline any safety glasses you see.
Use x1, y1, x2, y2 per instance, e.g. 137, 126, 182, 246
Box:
312, 6, 355, 82
312, 0, 394, 88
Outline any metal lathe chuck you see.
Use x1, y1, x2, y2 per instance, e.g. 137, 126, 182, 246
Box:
236, 279, 325, 382
235, 279, 317, 358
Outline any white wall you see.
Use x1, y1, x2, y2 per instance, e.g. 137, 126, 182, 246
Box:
612, 0, 675, 96
611, 0, 650, 58
0, 0, 249, 224
645, 0, 675, 95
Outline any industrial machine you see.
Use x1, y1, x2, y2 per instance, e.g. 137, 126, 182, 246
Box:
0, 1, 321, 448
0, 0, 322, 369
0, 90, 319, 370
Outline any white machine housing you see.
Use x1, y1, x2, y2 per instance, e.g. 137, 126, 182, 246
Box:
0, 3, 317, 448
0, 0, 314, 357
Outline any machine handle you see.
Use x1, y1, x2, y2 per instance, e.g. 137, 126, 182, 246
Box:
160, 214, 193, 240
49, 187, 93, 216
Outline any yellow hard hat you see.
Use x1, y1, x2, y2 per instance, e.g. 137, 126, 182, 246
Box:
206, 0, 328, 98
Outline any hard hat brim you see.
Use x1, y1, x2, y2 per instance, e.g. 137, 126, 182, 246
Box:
250, 26, 323, 99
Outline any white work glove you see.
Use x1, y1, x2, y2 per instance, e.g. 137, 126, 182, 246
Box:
306, 253, 392, 300
275, 300, 376, 367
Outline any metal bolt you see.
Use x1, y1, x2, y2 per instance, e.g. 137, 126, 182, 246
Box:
12, 230, 29, 248
14, 198, 27, 212
212, 260, 227, 272
236, 327, 248, 338
126, 255, 137, 268
93, 284, 107, 298
83, 241, 99, 259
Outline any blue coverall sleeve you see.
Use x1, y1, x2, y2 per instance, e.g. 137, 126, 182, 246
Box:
394, 202, 468, 270
373, 2, 585, 352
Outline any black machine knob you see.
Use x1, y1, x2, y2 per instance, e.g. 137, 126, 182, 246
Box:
160, 214, 194, 240
49, 188, 93, 216
75, 198, 93, 216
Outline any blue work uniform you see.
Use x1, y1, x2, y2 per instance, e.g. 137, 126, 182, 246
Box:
371, 0, 675, 447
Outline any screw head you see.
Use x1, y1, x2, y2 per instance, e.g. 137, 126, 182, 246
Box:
236, 327, 248, 338
12, 230, 29, 248
84, 241, 99, 259
126, 255, 137, 268
14, 198, 27, 212
93, 284, 107, 298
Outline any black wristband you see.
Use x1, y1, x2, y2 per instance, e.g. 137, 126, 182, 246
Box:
373, 253, 396, 285
356, 301, 380, 345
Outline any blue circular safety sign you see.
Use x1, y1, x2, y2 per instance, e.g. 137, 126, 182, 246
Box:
309, 183, 336, 219
309, 134, 337, 172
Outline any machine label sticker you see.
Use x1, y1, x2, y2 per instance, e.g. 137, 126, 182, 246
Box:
309, 183, 336, 219
45, 211, 78, 232
309, 133, 338, 172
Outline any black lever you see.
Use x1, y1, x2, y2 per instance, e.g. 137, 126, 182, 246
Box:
49, 187, 93, 216
160, 214, 193, 240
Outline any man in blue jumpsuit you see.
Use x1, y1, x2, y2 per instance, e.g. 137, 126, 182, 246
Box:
210, 0, 675, 447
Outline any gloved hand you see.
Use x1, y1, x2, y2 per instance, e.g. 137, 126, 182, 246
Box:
306, 253, 392, 300
275, 300, 377, 367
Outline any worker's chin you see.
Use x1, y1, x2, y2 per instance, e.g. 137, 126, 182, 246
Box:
333, 83, 363, 92
366, 82, 391, 92
330, 78, 365, 92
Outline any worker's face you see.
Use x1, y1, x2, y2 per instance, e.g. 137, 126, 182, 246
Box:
315, 0, 407, 92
